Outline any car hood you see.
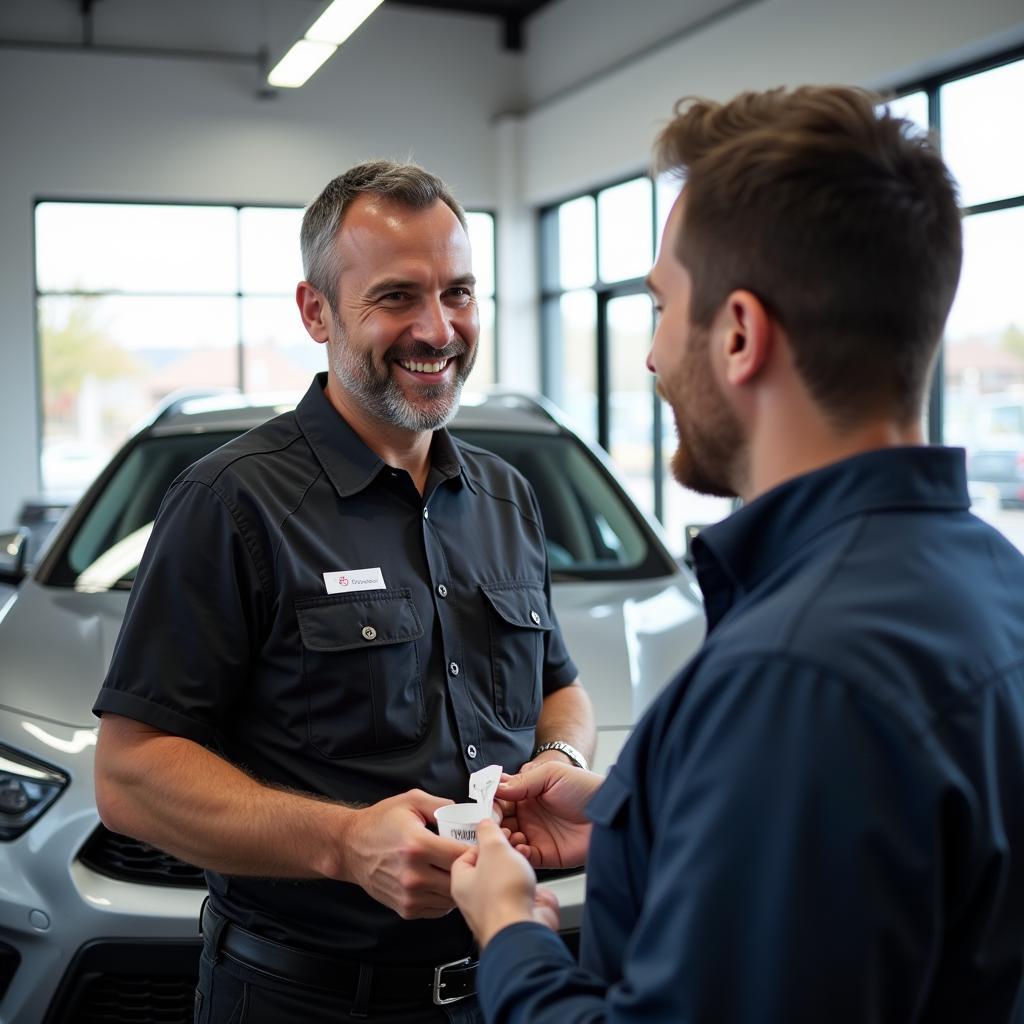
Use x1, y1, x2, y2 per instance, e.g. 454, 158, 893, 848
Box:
0, 578, 129, 726
551, 573, 705, 728
0, 573, 705, 731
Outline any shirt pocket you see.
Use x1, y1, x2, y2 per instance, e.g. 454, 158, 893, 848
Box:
479, 580, 552, 731
295, 590, 426, 759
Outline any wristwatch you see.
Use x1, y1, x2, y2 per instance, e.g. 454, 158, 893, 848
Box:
531, 740, 589, 772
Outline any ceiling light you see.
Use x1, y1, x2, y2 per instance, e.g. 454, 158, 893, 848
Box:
266, 0, 385, 88
306, 0, 386, 46
267, 39, 337, 88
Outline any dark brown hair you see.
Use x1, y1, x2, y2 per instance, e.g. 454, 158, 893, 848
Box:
301, 160, 467, 311
655, 86, 963, 427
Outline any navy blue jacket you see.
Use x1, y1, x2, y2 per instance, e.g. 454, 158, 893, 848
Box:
480, 446, 1024, 1023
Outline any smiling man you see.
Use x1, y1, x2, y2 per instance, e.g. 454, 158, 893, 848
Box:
92, 161, 594, 1024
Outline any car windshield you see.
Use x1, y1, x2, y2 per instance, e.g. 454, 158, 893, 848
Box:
46, 425, 670, 591
454, 429, 666, 579
58, 432, 240, 591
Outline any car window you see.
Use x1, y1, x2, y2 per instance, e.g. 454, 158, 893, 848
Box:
47, 424, 673, 591
58, 432, 238, 589
453, 429, 671, 580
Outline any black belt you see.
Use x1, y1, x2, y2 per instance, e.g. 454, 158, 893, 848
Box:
200, 902, 477, 1008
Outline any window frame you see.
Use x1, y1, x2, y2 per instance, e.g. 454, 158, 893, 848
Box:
887, 43, 1024, 443
538, 173, 667, 520
538, 43, 1024, 507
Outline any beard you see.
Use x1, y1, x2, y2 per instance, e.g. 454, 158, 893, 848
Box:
661, 324, 745, 498
327, 314, 477, 432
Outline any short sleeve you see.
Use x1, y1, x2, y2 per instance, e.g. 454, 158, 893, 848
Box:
93, 478, 270, 747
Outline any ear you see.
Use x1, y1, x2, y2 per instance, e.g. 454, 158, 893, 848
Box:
296, 281, 332, 344
717, 289, 773, 387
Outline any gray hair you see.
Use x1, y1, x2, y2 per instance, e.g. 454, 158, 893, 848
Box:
300, 160, 468, 311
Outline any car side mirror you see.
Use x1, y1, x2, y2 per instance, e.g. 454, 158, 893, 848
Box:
0, 529, 29, 585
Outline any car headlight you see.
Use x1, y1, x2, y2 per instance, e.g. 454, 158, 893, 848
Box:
0, 746, 68, 840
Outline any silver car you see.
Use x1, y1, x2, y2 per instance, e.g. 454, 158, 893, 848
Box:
0, 391, 704, 1024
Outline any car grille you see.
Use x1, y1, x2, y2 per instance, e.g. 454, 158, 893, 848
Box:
60, 974, 197, 1024
79, 826, 205, 887
44, 941, 201, 1024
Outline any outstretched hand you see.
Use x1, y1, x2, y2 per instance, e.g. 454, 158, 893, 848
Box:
451, 819, 560, 948
497, 761, 601, 869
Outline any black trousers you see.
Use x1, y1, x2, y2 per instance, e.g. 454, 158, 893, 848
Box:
194, 939, 485, 1024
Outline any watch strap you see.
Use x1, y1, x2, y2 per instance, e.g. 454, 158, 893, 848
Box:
531, 740, 589, 772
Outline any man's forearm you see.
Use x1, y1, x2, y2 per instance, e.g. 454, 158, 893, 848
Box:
533, 681, 596, 763
95, 714, 355, 880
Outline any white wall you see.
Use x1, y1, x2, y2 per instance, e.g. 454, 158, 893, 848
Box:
0, 6, 519, 525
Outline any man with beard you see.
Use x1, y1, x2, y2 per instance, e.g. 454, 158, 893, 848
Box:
92, 161, 594, 1024
449, 88, 1024, 1022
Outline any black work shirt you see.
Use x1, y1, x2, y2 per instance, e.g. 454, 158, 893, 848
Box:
94, 373, 578, 963
480, 446, 1024, 1023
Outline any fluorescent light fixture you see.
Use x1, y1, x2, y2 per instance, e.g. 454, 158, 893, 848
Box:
267, 39, 337, 88
306, 0, 385, 45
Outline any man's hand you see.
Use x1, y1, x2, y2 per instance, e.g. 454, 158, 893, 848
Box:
497, 762, 601, 869
341, 789, 470, 919
451, 819, 560, 948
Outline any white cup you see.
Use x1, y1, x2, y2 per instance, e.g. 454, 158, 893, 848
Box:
434, 803, 488, 844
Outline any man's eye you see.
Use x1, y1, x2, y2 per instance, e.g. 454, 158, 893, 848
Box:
448, 288, 474, 301
380, 292, 409, 302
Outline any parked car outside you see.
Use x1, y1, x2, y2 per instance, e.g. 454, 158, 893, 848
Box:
966, 441, 1024, 508
947, 394, 1024, 508
0, 390, 705, 1024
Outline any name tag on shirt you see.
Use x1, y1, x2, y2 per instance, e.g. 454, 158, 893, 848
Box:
323, 567, 387, 594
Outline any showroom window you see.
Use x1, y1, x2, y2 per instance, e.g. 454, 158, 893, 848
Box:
890, 49, 1024, 550
34, 202, 496, 493
539, 176, 731, 556
540, 47, 1024, 556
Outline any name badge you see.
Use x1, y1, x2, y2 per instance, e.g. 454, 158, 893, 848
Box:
323, 567, 386, 594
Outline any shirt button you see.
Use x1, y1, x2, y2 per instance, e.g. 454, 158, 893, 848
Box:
437, 584, 448, 598
449, 661, 459, 676
361, 626, 377, 641
423, 508, 429, 520
467, 745, 477, 759
530, 610, 541, 625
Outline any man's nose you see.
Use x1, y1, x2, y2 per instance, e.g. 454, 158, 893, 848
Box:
409, 297, 456, 347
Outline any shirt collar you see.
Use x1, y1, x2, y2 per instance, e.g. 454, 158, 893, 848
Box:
295, 372, 470, 498
691, 446, 970, 630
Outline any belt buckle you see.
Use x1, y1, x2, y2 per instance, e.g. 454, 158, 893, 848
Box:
432, 955, 473, 1005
